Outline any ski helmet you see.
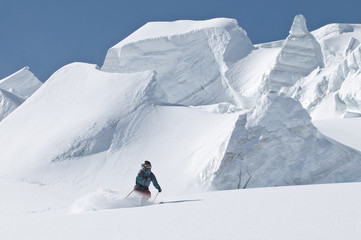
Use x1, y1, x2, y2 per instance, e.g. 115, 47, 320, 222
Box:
142, 160, 152, 169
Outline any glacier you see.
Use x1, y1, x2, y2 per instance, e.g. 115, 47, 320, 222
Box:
1, 15, 361, 196
3, 13, 361, 240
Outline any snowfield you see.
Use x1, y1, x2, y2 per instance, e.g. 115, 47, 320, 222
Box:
1, 178, 361, 240
2, 14, 361, 239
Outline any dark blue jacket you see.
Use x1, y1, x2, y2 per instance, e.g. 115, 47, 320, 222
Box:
135, 168, 161, 191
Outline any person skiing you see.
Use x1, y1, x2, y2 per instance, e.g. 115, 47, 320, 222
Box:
134, 160, 162, 201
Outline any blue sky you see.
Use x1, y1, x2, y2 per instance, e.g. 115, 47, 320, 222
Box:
1, 0, 361, 82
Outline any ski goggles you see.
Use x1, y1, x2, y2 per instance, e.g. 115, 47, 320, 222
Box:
145, 165, 152, 169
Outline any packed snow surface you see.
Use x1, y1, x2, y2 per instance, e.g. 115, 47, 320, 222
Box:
1, 178, 361, 240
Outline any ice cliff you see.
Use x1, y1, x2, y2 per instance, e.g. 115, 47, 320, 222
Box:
102, 18, 255, 106
212, 94, 361, 189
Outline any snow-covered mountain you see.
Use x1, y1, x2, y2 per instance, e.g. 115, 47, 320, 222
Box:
1, 15, 361, 195
0, 67, 42, 121
3, 14, 361, 240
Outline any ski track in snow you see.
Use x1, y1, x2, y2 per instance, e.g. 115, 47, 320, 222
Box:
1, 177, 361, 240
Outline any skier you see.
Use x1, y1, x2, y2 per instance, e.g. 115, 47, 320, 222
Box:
134, 160, 162, 201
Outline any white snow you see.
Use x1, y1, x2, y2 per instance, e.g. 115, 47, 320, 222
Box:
1, 177, 361, 240
2, 14, 361, 240
286, 23, 361, 119
102, 18, 255, 106
225, 46, 281, 109
265, 15, 324, 92
213, 93, 361, 189
0, 62, 241, 195
313, 117, 361, 152
107, 18, 249, 52
0, 67, 41, 121
0, 63, 158, 176
0, 66, 42, 98
0, 88, 24, 121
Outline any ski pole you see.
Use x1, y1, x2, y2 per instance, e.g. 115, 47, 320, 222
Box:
125, 189, 135, 199
153, 191, 159, 202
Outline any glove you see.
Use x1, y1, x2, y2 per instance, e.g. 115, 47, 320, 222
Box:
158, 187, 162, 192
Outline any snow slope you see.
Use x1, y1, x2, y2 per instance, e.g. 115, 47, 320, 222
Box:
313, 117, 361, 152
0, 63, 158, 177
0, 62, 239, 195
1, 178, 361, 240
225, 45, 281, 109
